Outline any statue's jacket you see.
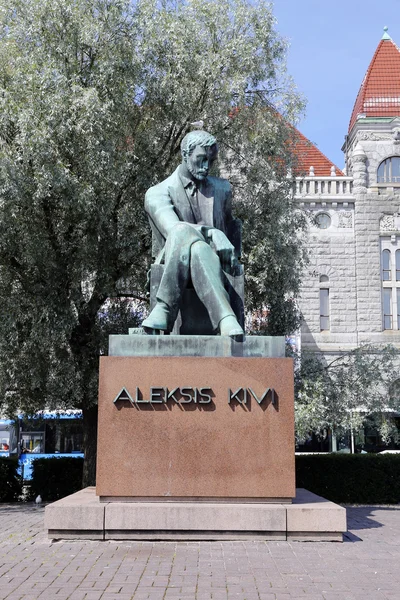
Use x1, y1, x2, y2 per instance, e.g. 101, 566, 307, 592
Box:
145, 166, 235, 264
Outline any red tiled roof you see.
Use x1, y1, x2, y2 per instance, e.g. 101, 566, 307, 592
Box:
228, 105, 343, 176
291, 126, 344, 177
349, 36, 400, 132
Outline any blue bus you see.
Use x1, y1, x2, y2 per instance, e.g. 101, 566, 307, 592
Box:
0, 411, 84, 479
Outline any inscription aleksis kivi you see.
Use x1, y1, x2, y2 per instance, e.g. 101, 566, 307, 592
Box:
113, 386, 276, 407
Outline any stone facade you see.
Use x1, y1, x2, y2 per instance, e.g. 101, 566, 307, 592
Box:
297, 118, 400, 353
296, 31, 400, 356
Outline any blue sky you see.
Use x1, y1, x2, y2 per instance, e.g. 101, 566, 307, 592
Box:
272, 0, 400, 169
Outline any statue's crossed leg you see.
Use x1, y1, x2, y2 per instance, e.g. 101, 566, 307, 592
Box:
142, 223, 243, 340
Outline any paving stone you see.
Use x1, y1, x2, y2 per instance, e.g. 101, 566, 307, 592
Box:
0, 504, 400, 600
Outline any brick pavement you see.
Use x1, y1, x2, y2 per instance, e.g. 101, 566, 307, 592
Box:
0, 503, 399, 600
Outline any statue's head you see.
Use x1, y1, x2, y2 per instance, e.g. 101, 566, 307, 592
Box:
181, 130, 218, 181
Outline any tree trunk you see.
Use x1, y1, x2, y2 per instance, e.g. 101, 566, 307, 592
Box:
82, 404, 98, 487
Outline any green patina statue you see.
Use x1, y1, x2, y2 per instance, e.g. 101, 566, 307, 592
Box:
142, 130, 244, 340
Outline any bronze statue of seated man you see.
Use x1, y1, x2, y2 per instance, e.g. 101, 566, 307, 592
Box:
142, 130, 244, 341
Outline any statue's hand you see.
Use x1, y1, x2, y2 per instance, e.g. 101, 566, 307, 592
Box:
207, 228, 237, 271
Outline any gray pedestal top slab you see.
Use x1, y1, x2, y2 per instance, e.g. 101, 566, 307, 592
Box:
108, 334, 285, 358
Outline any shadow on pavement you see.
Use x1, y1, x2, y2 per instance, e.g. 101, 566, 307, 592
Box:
343, 504, 400, 542
343, 531, 363, 542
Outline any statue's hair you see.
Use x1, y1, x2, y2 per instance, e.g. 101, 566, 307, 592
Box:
181, 130, 217, 158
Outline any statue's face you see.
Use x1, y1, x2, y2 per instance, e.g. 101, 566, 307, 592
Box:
185, 144, 218, 181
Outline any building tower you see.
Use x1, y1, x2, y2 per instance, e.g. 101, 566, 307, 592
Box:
297, 27, 400, 357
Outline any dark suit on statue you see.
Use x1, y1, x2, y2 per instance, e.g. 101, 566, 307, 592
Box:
145, 164, 239, 331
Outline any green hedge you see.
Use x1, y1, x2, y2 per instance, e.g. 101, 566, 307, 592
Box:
21, 454, 400, 504
28, 457, 84, 502
296, 454, 400, 504
0, 457, 22, 502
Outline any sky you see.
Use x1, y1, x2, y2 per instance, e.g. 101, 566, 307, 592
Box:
272, 0, 400, 170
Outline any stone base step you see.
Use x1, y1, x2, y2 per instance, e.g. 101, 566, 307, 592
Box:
45, 487, 346, 542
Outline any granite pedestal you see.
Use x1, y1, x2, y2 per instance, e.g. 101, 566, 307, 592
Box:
44, 335, 347, 540
97, 335, 295, 501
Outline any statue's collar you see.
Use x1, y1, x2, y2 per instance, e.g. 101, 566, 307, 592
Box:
178, 164, 207, 189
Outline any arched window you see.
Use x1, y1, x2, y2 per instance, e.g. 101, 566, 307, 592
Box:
382, 249, 391, 281
381, 240, 400, 331
396, 250, 400, 281
377, 157, 400, 183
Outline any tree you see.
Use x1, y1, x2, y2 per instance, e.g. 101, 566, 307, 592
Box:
294, 344, 400, 449
0, 0, 306, 484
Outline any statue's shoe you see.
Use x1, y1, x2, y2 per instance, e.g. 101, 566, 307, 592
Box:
219, 315, 244, 342
142, 302, 171, 334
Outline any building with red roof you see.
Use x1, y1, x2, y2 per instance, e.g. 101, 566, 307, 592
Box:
297, 27, 400, 358
296, 27, 400, 451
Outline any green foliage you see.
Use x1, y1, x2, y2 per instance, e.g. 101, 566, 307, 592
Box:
0, 0, 306, 482
296, 454, 400, 504
295, 344, 400, 444
28, 457, 83, 501
0, 457, 22, 502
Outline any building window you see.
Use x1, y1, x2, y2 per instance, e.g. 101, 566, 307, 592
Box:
315, 213, 331, 229
377, 156, 400, 183
389, 379, 400, 402
382, 249, 391, 280
320, 288, 330, 331
397, 289, 400, 329
396, 250, 400, 281
381, 239, 400, 330
383, 288, 392, 329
